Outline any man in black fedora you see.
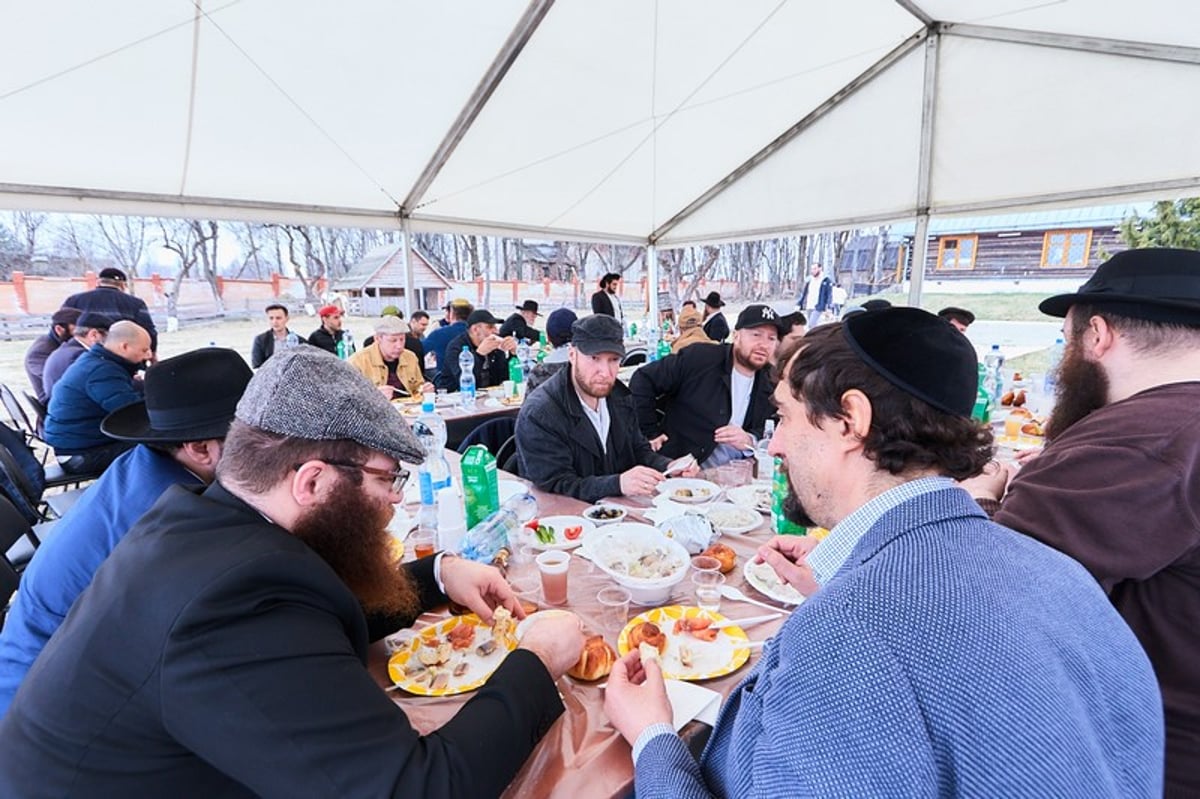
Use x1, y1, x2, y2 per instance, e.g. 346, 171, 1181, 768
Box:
701, 291, 729, 342
963, 247, 1200, 795
500, 299, 541, 343
0, 347, 253, 714
63, 267, 159, 357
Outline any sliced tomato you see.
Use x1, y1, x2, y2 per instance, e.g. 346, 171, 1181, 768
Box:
524, 518, 540, 531
564, 525, 583, 540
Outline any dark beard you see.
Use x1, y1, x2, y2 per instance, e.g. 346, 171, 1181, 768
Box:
783, 486, 817, 528
292, 477, 419, 618
1045, 342, 1110, 441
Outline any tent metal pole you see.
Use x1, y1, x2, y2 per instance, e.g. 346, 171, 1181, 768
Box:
651, 29, 928, 244
400, 216, 416, 317
908, 32, 939, 306
646, 243, 658, 331
941, 23, 1200, 66
403, 0, 556, 212
893, 1, 933, 26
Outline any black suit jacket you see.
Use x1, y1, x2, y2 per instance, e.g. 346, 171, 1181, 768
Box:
251, 329, 307, 368
435, 332, 511, 392
0, 483, 563, 798
703, 311, 730, 343
630, 343, 775, 463
515, 367, 669, 502
591, 290, 616, 317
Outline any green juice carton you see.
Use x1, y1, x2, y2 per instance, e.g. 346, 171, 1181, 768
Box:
460, 444, 500, 528
771, 457, 807, 535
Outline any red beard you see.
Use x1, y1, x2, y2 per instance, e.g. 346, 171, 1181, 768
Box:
291, 476, 418, 618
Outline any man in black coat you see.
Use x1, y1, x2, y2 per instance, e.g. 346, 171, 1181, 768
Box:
0, 348, 583, 798
250, 303, 305, 367
308, 304, 353, 355
515, 315, 677, 502
701, 291, 730, 342
499, 300, 541, 343
63, 267, 159, 355
632, 304, 780, 466
590, 272, 625, 328
436, 309, 516, 392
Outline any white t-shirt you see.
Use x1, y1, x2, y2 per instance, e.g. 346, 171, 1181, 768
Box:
703, 368, 756, 468
574, 382, 611, 454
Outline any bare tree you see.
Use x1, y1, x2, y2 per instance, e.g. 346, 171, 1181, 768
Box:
94, 215, 149, 282
159, 219, 224, 311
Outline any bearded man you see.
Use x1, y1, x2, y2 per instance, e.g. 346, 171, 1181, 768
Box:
0, 348, 583, 798
631, 304, 780, 467
607, 309, 1163, 797
964, 247, 1200, 796
515, 314, 689, 502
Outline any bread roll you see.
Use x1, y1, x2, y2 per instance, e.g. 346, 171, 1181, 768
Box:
638, 641, 662, 665
701, 543, 737, 574
567, 635, 617, 681
627, 622, 667, 654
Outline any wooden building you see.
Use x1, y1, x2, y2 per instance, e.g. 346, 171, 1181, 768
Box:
331, 244, 453, 315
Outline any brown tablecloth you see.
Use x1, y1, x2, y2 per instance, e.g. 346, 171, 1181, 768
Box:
372, 476, 790, 799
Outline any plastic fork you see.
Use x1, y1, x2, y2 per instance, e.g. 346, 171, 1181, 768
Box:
718, 584, 799, 613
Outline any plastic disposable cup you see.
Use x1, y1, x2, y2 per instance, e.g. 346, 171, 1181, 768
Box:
691, 555, 722, 576
410, 531, 436, 560
1004, 411, 1023, 439
692, 572, 725, 612
536, 550, 571, 605
502, 379, 515, 398
597, 586, 632, 638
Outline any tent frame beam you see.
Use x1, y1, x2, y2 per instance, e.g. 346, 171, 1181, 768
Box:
402, 0, 556, 213
893, 0, 933, 26
650, 29, 928, 245
941, 22, 1200, 66
907, 32, 940, 306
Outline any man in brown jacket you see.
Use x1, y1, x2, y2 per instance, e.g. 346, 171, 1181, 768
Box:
964, 248, 1200, 797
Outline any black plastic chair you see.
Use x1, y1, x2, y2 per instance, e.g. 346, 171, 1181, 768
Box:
0, 385, 37, 447
456, 417, 518, 457
496, 435, 518, 476
620, 349, 647, 367
0, 423, 99, 522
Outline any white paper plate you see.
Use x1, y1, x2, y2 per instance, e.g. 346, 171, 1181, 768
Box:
657, 478, 720, 504
704, 503, 764, 535
726, 482, 773, 514
525, 515, 595, 550
742, 559, 806, 606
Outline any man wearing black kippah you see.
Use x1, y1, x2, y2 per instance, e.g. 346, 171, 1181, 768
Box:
631, 304, 779, 468
607, 308, 1163, 797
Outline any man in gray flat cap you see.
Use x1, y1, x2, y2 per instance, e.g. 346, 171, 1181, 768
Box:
0, 348, 583, 798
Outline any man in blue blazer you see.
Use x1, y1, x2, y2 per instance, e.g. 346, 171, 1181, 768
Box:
606, 308, 1163, 797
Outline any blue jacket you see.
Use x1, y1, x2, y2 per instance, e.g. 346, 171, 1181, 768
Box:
423, 321, 467, 376
636, 487, 1163, 798
43, 346, 143, 453
0, 445, 200, 715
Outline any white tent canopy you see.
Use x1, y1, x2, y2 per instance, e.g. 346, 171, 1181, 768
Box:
3, 0, 1200, 307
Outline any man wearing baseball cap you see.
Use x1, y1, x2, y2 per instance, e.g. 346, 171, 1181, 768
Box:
40, 311, 113, 402
307, 304, 351, 356
435, 308, 516, 392
516, 314, 675, 501
0, 347, 583, 796
632, 304, 780, 467
24, 307, 80, 405
526, 307, 577, 393
0, 347, 253, 714
964, 247, 1200, 794
63, 267, 158, 355
423, 298, 474, 377
608, 308, 1162, 796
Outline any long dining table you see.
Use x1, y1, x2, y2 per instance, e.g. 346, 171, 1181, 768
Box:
371, 464, 794, 799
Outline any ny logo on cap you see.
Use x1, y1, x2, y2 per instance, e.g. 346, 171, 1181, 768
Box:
761, 307, 777, 319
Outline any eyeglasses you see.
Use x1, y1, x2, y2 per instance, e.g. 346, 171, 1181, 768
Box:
299, 460, 410, 494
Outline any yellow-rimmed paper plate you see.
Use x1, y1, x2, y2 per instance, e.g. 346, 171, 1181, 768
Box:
387, 615, 515, 696
617, 606, 750, 681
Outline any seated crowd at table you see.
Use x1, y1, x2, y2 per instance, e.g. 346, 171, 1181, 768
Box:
0, 247, 1196, 797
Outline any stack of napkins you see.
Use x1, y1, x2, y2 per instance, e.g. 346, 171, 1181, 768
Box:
664, 679, 722, 730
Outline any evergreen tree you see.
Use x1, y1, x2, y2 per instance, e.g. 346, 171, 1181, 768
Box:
1120, 198, 1200, 249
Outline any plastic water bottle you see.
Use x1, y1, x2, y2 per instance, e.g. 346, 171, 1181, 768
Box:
537, 331, 548, 363
1043, 337, 1064, 395
517, 339, 532, 378
458, 346, 476, 408
343, 330, 356, 356
656, 333, 671, 361
336, 339, 346, 359
458, 492, 538, 563
285, 332, 300, 349
983, 344, 1005, 405
412, 393, 451, 501
646, 324, 660, 362
507, 353, 524, 394
755, 419, 776, 480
